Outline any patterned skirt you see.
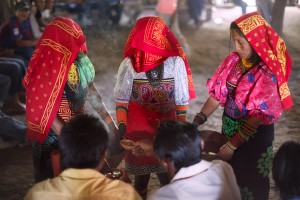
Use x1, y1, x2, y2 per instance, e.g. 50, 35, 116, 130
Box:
124, 101, 175, 175
222, 114, 274, 200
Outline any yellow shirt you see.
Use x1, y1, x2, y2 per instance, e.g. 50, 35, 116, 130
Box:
24, 168, 142, 200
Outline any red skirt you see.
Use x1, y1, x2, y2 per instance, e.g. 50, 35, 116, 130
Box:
124, 101, 176, 175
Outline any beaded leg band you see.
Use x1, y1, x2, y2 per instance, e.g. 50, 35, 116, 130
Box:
176, 105, 187, 122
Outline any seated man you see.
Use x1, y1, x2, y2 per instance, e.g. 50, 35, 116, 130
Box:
25, 114, 142, 200
146, 120, 241, 200
0, 0, 39, 61
0, 60, 26, 114
0, 74, 26, 148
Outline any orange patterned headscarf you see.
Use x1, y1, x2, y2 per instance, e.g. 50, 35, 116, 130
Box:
234, 12, 293, 110
23, 17, 87, 143
124, 16, 196, 100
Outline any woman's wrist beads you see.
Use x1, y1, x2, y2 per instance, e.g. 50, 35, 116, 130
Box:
197, 112, 207, 122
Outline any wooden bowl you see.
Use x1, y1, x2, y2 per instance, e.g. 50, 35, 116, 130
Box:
104, 168, 123, 179
201, 151, 218, 161
198, 130, 228, 161
120, 139, 136, 151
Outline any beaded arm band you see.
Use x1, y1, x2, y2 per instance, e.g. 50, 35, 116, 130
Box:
176, 105, 187, 122
197, 112, 207, 122
227, 122, 257, 150
192, 111, 208, 127
116, 102, 128, 127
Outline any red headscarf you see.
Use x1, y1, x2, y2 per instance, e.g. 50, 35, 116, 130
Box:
234, 12, 293, 110
23, 17, 87, 143
124, 16, 196, 100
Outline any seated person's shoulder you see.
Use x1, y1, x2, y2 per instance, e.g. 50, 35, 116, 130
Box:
210, 159, 235, 174
98, 178, 142, 199
24, 178, 54, 200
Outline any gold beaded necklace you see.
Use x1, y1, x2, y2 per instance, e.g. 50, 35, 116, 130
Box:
241, 58, 253, 68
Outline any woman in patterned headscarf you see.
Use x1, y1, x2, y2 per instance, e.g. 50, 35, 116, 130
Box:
23, 17, 117, 183
192, 12, 293, 199
114, 16, 196, 198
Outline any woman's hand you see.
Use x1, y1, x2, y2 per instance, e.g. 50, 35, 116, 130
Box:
117, 123, 126, 141
217, 144, 234, 161
132, 139, 154, 157
107, 122, 118, 137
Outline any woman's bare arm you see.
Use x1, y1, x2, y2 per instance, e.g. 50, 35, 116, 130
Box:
87, 83, 117, 134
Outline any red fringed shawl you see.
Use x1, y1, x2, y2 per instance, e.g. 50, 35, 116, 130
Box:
234, 12, 293, 110
23, 17, 87, 143
124, 16, 196, 100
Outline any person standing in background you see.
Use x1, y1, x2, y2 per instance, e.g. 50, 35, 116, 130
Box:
256, 0, 273, 23
233, 0, 247, 14
123, 0, 143, 26
187, 0, 206, 28
155, 0, 191, 57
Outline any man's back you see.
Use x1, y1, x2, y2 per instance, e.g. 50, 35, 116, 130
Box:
25, 168, 142, 200
147, 160, 241, 200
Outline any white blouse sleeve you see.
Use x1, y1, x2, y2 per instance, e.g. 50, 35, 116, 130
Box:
113, 57, 135, 103
173, 57, 189, 105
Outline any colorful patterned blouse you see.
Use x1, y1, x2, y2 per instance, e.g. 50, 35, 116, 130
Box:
114, 56, 189, 106
57, 53, 95, 123
207, 52, 283, 125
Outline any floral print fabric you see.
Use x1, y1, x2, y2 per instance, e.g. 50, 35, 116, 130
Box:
207, 52, 283, 125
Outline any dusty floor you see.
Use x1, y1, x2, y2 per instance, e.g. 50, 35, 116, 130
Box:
0, 5, 299, 200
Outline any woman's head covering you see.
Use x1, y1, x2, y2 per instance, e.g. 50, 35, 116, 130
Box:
23, 17, 86, 143
124, 16, 196, 100
233, 12, 293, 110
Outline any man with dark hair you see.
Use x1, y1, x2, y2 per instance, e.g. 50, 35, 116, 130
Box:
147, 120, 241, 200
25, 114, 142, 200
0, 0, 38, 61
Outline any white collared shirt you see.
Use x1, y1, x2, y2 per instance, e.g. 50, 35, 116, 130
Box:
147, 160, 241, 200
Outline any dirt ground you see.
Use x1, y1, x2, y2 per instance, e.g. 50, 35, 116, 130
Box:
0, 5, 299, 200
